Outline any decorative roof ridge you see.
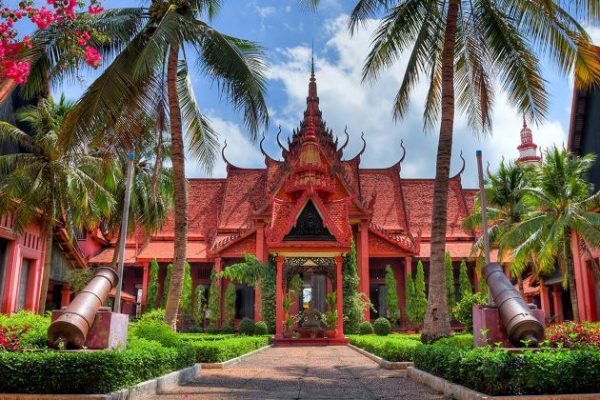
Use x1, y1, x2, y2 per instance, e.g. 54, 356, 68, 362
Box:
368, 223, 416, 253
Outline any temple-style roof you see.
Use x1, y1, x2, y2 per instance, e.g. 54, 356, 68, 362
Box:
90, 69, 478, 264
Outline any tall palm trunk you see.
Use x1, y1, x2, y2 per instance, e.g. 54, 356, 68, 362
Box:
37, 222, 53, 313
422, 0, 458, 342
164, 43, 188, 329
110, 226, 122, 270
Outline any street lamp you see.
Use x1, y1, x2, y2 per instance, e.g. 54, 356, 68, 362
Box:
114, 152, 135, 313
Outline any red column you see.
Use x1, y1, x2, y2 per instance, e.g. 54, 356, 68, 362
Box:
539, 281, 551, 323
254, 223, 264, 321
571, 232, 591, 321
141, 262, 150, 309
3, 244, 21, 313
60, 285, 72, 308
275, 256, 284, 339
552, 286, 563, 323
359, 222, 370, 320
335, 256, 344, 337
24, 258, 42, 312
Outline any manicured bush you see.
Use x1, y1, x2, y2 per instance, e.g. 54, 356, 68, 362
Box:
130, 317, 181, 348
0, 339, 195, 394
180, 262, 193, 317
452, 292, 487, 333
188, 336, 269, 363
445, 252, 456, 311
146, 259, 160, 311
239, 318, 255, 335
223, 282, 236, 330
413, 261, 427, 326
459, 260, 472, 298
413, 345, 600, 396
359, 321, 373, 335
343, 239, 363, 334
193, 284, 206, 327
385, 266, 400, 324
349, 335, 422, 362
161, 263, 173, 308
373, 317, 391, 336
254, 321, 268, 335
207, 270, 221, 329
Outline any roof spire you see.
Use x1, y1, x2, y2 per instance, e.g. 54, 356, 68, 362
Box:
311, 40, 315, 77
517, 113, 541, 164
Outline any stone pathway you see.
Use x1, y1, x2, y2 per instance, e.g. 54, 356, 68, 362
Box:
151, 346, 447, 400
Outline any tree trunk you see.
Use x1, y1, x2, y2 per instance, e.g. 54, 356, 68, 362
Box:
421, 0, 459, 342
37, 223, 53, 314
565, 251, 580, 323
164, 43, 188, 330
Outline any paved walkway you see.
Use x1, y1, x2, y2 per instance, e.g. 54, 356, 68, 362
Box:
152, 346, 446, 400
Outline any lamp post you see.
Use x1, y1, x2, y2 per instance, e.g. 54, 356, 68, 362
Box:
476, 150, 493, 305
114, 152, 135, 313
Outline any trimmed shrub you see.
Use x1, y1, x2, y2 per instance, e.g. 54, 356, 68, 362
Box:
131, 317, 181, 348
188, 336, 269, 363
359, 321, 373, 335
180, 262, 193, 317
254, 321, 268, 335
207, 270, 221, 329
413, 344, 600, 396
452, 292, 487, 333
459, 260, 472, 298
146, 259, 159, 311
445, 252, 456, 311
0, 339, 195, 394
239, 318, 255, 335
349, 335, 422, 361
193, 284, 206, 328
161, 263, 173, 308
384, 266, 400, 324
373, 317, 391, 336
343, 239, 362, 334
223, 283, 236, 330
414, 261, 427, 326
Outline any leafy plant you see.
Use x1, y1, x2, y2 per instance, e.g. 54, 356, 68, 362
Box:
65, 268, 95, 294
459, 260, 472, 298
192, 285, 206, 328
0, 311, 50, 349
161, 263, 173, 308
326, 291, 337, 310
322, 310, 338, 330
359, 321, 373, 335
239, 318, 255, 335
223, 283, 236, 330
180, 262, 193, 317
207, 270, 221, 330
413, 261, 427, 326
452, 292, 487, 333
343, 239, 363, 334
373, 317, 391, 336
146, 260, 160, 311
254, 321, 268, 335
384, 266, 400, 324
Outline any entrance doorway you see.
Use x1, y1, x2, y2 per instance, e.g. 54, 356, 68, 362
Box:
298, 272, 326, 313
369, 284, 386, 320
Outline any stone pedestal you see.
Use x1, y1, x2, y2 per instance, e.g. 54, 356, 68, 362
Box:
473, 304, 545, 347
52, 307, 128, 350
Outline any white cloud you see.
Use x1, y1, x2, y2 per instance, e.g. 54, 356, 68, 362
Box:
266, 15, 568, 187
185, 115, 264, 178
255, 5, 276, 18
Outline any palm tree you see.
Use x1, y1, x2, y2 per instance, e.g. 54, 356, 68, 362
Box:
504, 147, 600, 322
98, 114, 174, 271
463, 160, 533, 293
59, 1, 268, 328
349, 0, 600, 341
0, 96, 112, 313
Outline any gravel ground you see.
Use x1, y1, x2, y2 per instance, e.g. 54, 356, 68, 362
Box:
149, 345, 448, 400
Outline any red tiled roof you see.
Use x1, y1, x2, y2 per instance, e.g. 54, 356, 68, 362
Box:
109, 288, 136, 303
137, 241, 208, 261
218, 168, 266, 230
359, 168, 406, 231
89, 248, 137, 265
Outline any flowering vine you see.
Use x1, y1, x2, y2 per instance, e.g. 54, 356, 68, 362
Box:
0, 0, 105, 84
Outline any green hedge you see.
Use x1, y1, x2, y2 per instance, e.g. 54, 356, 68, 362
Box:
188, 336, 270, 363
413, 345, 600, 396
0, 338, 195, 394
0, 311, 50, 349
349, 335, 422, 362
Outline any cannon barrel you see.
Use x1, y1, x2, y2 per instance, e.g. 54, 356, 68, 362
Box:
47, 267, 118, 349
483, 263, 544, 346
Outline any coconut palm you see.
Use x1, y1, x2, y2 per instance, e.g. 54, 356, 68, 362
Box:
503, 147, 600, 322
98, 114, 174, 271
59, 1, 268, 328
0, 96, 112, 313
463, 160, 534, 293
349, 0, 600, 341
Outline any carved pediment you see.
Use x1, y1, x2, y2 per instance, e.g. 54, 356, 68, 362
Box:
284, 201, 335, 241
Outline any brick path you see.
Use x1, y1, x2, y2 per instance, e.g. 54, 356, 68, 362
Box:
151, 346, 446, 399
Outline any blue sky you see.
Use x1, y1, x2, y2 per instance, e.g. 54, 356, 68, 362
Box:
11, 0, 598, 187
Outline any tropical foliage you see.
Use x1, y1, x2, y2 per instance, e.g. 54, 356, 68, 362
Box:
384, 266, 400, 324
343, 239, 363, 334
349, 0, 600, 341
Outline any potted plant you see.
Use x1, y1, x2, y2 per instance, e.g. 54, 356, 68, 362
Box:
324, 291, 338, 338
